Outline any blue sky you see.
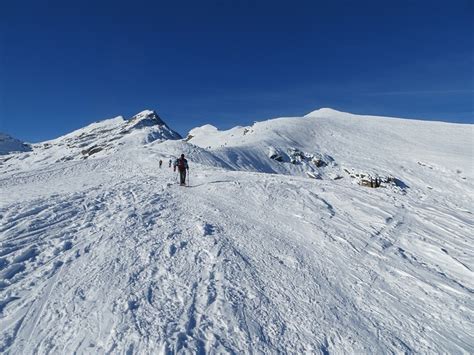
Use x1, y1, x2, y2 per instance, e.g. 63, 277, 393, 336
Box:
1, 0, 472, 142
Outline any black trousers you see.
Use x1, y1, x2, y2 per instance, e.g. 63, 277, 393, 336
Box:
179, 169, 187, 184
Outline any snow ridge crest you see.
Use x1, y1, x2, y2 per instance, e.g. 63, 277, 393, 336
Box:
128, 109, 166, 128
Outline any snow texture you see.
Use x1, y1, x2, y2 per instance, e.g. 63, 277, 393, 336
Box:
0, 108, 473, 354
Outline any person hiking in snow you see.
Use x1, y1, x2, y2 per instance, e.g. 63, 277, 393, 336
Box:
174, 154, 189, 186
159, 159, 163, 168
168, 159, 172, 168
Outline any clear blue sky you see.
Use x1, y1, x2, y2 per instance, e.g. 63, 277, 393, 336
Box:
1, 0, 473, 142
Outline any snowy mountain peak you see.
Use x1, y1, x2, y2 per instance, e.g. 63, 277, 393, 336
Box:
0, 132, 31, 155
134, 109, 157, 117
188, 124, 219, 136
0, 110, 182, 170
128, 109, 166, 128
304, 107, 347, 117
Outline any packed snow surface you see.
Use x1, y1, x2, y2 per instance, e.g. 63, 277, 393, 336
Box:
0, 108, 473, 353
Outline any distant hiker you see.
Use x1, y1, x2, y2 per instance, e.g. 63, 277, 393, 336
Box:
174, 154, 189, 186
159, 159, 163, 168
168, 159, 172, 168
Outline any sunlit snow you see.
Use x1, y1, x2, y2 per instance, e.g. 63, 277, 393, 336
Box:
0, 108, 472, 353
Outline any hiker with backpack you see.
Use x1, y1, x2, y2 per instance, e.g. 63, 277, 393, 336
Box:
174, 154, 189, 186
159, 159, 163, 168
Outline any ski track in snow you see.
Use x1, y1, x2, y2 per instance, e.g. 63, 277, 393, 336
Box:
1, 111, 473, 353
1, 160, 473, 353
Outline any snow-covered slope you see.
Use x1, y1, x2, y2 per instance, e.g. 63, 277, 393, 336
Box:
0, 110, 181, 175
0, 108, 473, 353
188, 108, 472, 181
0, 133, 31, 155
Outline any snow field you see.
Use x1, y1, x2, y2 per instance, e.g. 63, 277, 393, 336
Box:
0, 108, 473, 353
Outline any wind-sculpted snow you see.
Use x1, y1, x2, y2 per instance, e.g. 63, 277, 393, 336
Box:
0, 109, 473, 353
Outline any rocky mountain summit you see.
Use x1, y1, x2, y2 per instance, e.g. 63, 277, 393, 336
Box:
0, 133, 31, 155
0, 110, 181, 173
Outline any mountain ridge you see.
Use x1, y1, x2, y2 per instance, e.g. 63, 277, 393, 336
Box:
0, 132, 32, 155
0, 106, 472, 353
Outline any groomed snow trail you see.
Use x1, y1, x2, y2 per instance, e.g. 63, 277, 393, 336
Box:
1, 142, 473, 354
